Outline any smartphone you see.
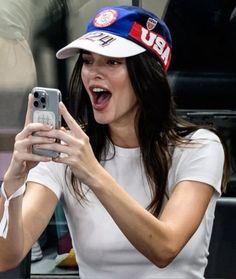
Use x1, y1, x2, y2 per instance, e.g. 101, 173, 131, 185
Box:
31, 87, 62, 158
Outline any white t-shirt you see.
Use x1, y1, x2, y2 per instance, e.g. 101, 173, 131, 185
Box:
27, 129, 224, 279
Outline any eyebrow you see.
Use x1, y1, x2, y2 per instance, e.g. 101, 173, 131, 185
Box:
81, 50, 91, 55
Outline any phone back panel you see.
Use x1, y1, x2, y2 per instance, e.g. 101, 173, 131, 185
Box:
32, 87, 61, 128
31, 87, 62, 158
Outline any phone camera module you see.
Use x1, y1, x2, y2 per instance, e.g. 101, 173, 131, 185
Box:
33, 101, 39, 107
40, 97, 46, 103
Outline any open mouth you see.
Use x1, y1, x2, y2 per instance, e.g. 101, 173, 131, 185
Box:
91, 87, 112, 109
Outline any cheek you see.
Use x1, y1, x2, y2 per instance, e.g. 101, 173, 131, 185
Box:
81, 68, 89, 92
117, 87, 137, 111
81, 67, 86, 84
124, 79, 137, 103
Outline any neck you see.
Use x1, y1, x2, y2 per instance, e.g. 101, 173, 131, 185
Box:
109, 124, 139, 148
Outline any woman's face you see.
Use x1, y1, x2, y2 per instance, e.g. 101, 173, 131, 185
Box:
81, 52, 138, 129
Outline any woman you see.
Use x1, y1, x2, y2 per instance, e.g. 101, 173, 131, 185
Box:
0, 5, 230, 278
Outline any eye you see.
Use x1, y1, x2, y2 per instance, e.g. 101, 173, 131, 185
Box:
82, 55, 92, 65
107, 59, 122, 65
82, 58, 91, 65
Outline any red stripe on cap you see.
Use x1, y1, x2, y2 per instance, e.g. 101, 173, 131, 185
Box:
129, 22, 171, 71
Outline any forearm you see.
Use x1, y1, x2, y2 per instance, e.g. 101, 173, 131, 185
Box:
90, 170, 177, 267
0, 183, 25, 271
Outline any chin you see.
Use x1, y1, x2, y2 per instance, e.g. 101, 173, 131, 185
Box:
94, 116, 111, 125
93, 112, 112, 125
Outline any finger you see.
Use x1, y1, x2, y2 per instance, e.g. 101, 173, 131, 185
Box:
59, 102, 84, 137
15, 134, 56, 150
24, 93, 33, 127
53, 155, 68, 164
16, 122, 52, 141
35, 128, 79, 147
33, 142, 70, 156
60, 126, 67, 132
15, 151, 52, 162
29, 135, 56, 145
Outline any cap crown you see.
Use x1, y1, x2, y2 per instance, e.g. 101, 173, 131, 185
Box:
87, 6, 172, 71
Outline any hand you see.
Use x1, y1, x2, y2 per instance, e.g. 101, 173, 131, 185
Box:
34, 102, 103, 187
4, 94, 53, 187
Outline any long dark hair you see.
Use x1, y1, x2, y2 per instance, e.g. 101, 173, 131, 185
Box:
67, 51, 230, 217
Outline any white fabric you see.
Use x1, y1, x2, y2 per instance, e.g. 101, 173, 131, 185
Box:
27, 129, 224, 278
56, 31, 146, 60
0, 183, 26, 239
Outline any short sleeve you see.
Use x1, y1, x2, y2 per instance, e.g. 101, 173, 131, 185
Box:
172, 129, 225, 196
26, 161, 66, 200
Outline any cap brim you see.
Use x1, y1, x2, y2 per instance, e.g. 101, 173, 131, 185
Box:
56, 31, 146, 59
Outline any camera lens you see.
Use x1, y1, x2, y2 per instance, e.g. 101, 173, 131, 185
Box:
41, 97, 46, 103
33, 101, 39, 107
34, 92, 39, 98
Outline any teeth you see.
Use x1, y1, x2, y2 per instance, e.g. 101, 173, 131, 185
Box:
92, 88, 106, 92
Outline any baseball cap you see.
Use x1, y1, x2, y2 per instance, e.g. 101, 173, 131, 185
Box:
56, 5, 172, 71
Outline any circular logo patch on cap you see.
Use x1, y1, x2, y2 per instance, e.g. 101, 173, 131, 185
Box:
93, 9, 118, 28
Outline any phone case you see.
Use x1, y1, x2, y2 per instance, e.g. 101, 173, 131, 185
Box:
31, 87, 62, 158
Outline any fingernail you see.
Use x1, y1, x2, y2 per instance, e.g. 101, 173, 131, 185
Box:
44, 124, 52, 129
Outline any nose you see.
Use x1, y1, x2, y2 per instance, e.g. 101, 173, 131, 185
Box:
88, 62, 104, 80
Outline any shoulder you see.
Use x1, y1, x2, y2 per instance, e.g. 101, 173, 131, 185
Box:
169, 128, 225, 195
189, 128, 221, 142
174, 128, 223, 156
174, 128, 224, 163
